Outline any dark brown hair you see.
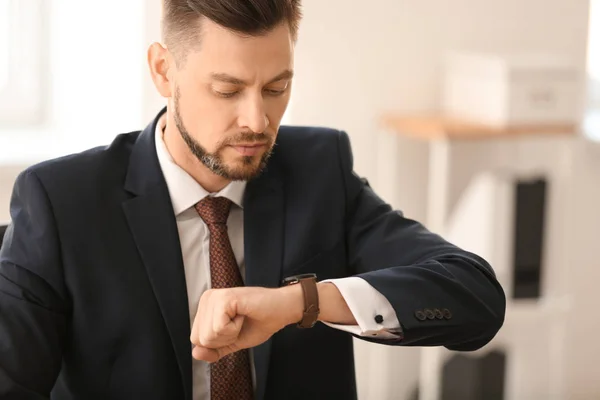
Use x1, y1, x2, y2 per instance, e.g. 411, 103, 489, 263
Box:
162, 0, 302, 60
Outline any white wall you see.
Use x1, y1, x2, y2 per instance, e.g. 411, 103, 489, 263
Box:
292, 0, 590, 217
562, 141, 600, 399
0, 166, 22, 223
290, 0, 591, 399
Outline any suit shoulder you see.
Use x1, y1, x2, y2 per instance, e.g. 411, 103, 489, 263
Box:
24, 131, 140, 188
276, 125, 342, 144
274, 125, 348, 160
270, 126, 352, 179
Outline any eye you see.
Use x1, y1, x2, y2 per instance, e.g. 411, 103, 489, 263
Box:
264, 87, 288, 96
215, 91, 239, 98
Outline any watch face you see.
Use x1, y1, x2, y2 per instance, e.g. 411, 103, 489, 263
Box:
281, 273, 317, 285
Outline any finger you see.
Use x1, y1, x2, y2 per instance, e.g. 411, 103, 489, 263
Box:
213, 307, 243, 339
201, 297, 216, 345
193, 342, 240, 362
200, 318, 241, 349
192, 290, 214, 346
195, 291, 237, 348
192, 345, 220, 363
213, 315, 245, 347
214, 344, 237, 360
232, 314, 245, 333
190, 295, 205, 346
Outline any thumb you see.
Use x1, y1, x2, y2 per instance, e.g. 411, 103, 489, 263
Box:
193, 342, 241, 363
216, 311, 245, 338
231, 314, 245, 332
192, 316, 246, 363
192, 346, 220, 363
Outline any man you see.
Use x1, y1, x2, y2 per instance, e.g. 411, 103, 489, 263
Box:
0, 0, 505, 399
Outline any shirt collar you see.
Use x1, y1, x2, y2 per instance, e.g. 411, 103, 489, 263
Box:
154, 113, 247, 216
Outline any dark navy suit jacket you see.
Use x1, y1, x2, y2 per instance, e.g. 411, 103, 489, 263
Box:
0, 109, 505, 399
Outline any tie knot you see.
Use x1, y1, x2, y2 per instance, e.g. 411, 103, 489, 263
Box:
195, 196, 232, 225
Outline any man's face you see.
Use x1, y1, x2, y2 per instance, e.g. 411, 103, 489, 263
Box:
170, 19, 294, 181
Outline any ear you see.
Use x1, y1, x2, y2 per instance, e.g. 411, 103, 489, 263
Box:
147, 42, 174, 98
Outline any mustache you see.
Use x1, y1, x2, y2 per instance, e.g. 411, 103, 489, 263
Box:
220, 132, 273, 146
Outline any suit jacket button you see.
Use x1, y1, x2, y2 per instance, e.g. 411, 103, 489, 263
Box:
442, 308, 452, 319
415, 310, 427, 321
425, 309, 435, 320
434, 309, 444, 320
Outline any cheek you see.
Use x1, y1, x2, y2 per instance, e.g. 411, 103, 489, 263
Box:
266, 95, 291, 127
182, 92, 237, 150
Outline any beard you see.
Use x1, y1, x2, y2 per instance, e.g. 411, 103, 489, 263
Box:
173, 86, 274, 181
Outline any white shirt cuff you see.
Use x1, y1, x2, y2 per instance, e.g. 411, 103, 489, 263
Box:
320, 277, 403, 340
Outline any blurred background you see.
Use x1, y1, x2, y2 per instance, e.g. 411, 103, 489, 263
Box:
1, 0, 599, 399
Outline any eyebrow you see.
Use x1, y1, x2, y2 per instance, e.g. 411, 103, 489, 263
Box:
210, 69, 294, 86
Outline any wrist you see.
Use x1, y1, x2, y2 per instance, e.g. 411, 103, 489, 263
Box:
278, 283, 305, 326
317, 282, 334, 322
316, 282, 357, 325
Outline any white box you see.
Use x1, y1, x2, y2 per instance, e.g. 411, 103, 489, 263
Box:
442, 52, 581, 126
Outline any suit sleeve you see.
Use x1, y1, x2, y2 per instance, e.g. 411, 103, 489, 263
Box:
0, 169, 69, 398
336, 130, 506, 351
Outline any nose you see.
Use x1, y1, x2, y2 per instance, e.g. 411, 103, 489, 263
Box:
238, 95, 269, 134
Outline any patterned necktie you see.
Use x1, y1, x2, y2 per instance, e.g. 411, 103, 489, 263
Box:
195, 196, 254, 400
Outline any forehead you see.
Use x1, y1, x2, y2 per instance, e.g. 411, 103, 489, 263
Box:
181, 18, 294, 80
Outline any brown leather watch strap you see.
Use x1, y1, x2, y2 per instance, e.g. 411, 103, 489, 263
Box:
282, 274, 320, 328
298, 276, 320, 328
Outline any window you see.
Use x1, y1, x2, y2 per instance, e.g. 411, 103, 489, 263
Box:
585, 0, 600, 140
0, 0, 145, 164
0, 0, 48, 126
0, 1, 10, 91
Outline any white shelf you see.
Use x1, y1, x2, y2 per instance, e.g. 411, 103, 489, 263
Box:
378, 121, 578, 400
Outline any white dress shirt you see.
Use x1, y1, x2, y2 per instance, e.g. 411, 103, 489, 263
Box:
154, 115, 401, 400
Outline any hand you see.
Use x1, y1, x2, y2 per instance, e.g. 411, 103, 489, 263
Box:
190, 285, 303, 363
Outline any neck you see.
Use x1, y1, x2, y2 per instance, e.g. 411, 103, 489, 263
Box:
162, 114, 231, 194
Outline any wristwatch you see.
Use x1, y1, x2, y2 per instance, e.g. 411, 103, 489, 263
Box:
281, 273, 320, 328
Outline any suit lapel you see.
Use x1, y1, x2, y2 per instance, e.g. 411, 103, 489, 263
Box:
244, 165, 285, 400
122, 109, 193, 400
